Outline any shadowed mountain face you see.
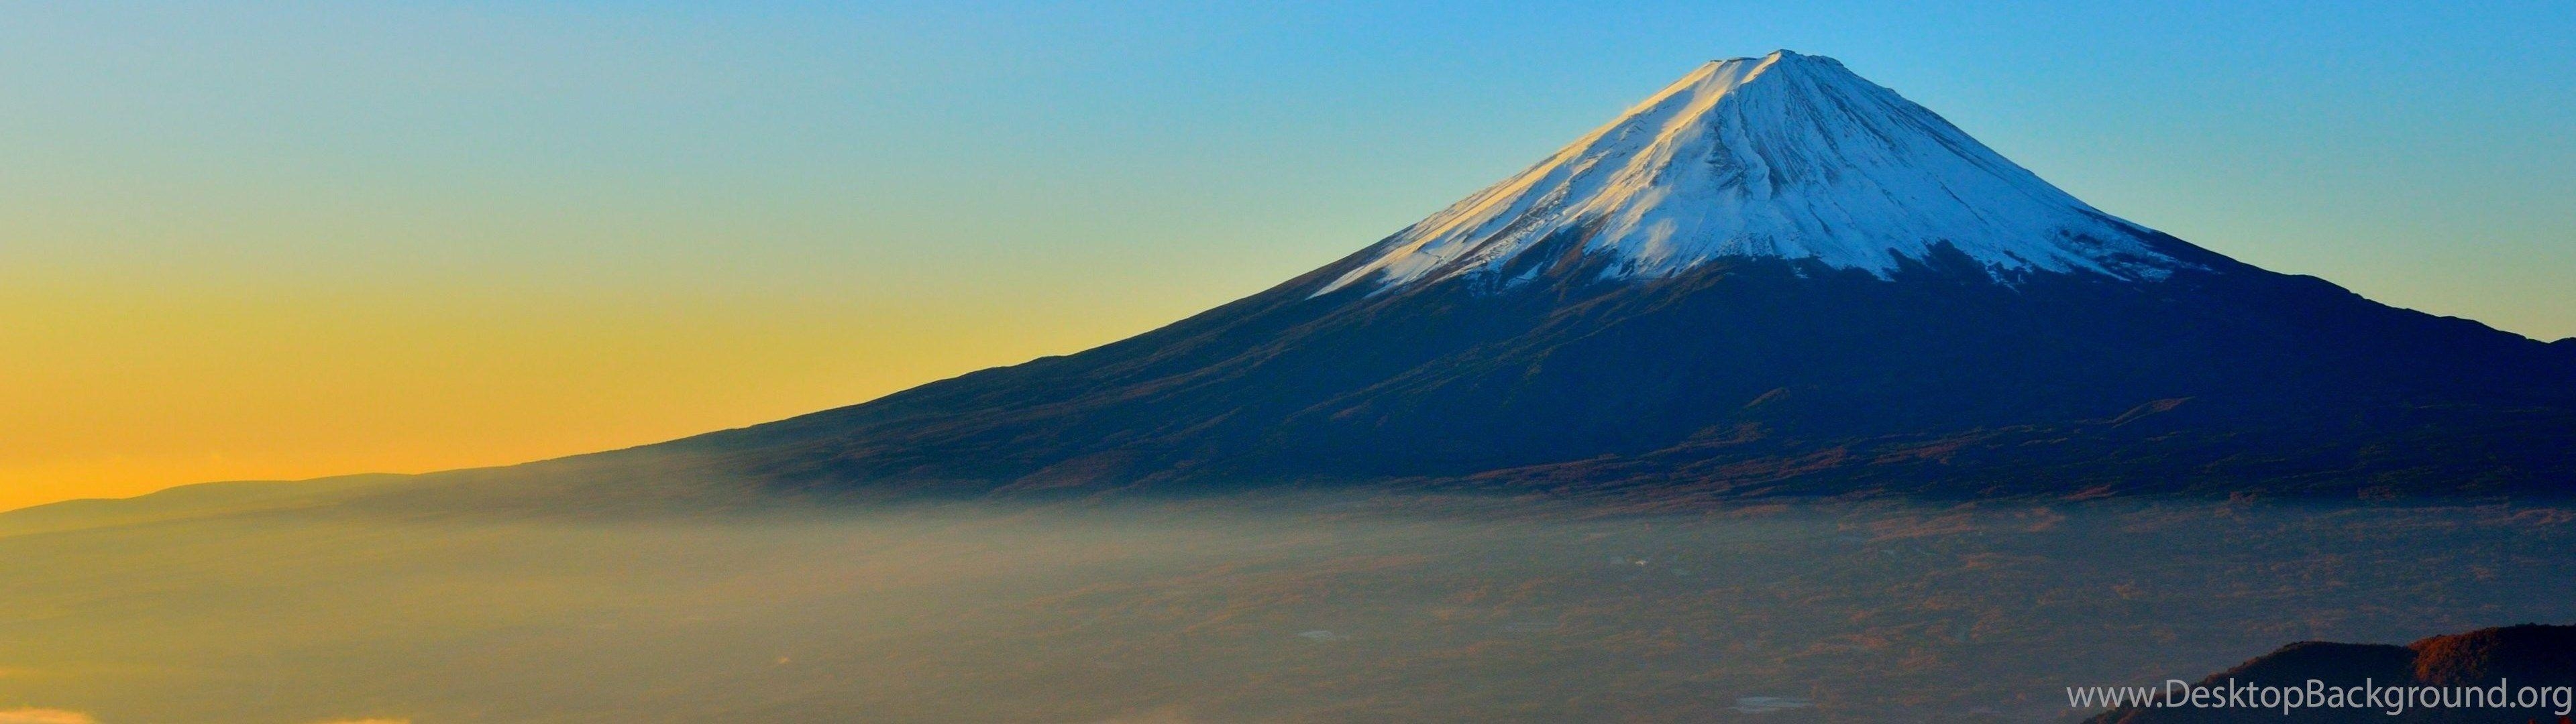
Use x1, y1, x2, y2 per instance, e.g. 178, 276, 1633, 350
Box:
2087, 624, 2576, 723
534, 51, 2576, 503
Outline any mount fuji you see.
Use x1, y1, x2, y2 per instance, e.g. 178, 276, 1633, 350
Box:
525, 51, 2576, 502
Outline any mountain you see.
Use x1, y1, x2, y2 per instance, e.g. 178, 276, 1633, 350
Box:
525, 50, 2575, 503
2085, 623, 2576, 723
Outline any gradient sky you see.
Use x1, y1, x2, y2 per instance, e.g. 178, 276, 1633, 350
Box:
5, 1, 2571, 511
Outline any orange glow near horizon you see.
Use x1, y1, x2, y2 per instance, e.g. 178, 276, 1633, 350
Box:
0, 278, 1198, 512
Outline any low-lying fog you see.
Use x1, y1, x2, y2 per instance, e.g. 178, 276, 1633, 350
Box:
4, 484, 2573, 723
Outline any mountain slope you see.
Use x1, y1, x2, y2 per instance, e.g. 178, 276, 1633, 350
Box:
555, 51, 2575, 502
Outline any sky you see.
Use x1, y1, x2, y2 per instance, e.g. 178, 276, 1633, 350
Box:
3, 1, 2571, 511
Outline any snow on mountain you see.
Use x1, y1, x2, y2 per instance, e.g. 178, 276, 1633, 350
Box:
1320, 50, 2188, 296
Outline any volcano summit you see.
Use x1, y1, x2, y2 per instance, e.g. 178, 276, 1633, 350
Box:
558, 51, 2575, 501
1324, 51, 2180, 294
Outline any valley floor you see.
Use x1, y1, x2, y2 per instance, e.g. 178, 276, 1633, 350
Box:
3, 488, 2572, 723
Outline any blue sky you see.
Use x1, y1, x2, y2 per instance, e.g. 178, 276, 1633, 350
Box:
8, 1, 2571, 331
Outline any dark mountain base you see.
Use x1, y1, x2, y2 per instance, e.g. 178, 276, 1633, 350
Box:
480, 238, 2576, 504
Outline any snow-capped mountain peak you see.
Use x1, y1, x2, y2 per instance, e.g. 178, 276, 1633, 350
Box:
1318, 50, 2184, 296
